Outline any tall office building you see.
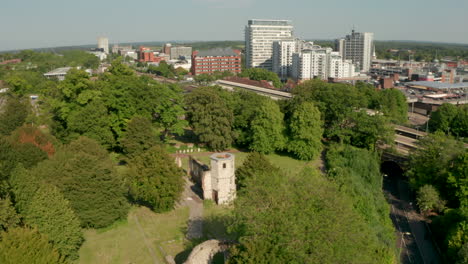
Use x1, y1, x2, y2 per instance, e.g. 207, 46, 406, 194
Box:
97, 37, 109, 54
336, 30, 373, 72
245, 19, 294, 71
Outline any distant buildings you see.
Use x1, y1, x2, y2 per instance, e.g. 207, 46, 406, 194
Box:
245, 19, 294, 71
336, 30, 374, 72
97, 37, 109, 54
191, 48, 241, 75
88, 48, 107, 61
245, 19, 359, 82
138, 46, 166, 63
291, 47, 355, 81
170, 46, 192, 60
43, 67, 73, 81
163, 43, 172, 55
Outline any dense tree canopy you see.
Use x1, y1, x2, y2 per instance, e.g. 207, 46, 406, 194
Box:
235, 152, 278, 191
185, 86, 234, 150
325, 144, 397, 262
285, 101, 323, 160
0, 96, 29, 136
239, 68, 282, 89
230, 167, 394, 264
0, 227, 65, 264
407, 133, 465, 206
429, 104, 468, 139
27, 137, 129, 228
22, 184, 83, 260
125, 145, 184, 212
249, 100, 285, 154
121, 116, 160, 159
0, 197, 20, 232
378, 88, 408, 124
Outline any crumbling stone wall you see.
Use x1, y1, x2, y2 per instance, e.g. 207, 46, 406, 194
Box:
183, 239, 230, 264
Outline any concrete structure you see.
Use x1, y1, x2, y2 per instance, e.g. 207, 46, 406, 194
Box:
97, 37, 109, 54
87, 49, 107, 61
336, 30, 374, 72
191, 48, 241, 76
170, 46, 192, 60
272, 39, 297, 80
291, 47, 355, 81
245, 19, 294, 71
163, 43, 172, 55
43, 67, 72, 81
189, 153, 236, 205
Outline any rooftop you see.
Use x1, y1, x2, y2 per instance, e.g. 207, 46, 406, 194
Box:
248, 19, 292, 26
196, 48, 239, 57
43, 67, 72, 76
407, 81, 468, 90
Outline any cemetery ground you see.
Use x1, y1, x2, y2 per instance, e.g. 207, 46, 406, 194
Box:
79, 146, 318, 264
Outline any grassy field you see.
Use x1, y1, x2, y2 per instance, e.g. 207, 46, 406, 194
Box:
79, 206, 189, 264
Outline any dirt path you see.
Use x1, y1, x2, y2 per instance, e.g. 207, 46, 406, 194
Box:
180, 177, 204, 239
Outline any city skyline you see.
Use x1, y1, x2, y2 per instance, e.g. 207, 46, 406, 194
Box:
2, 0, 468, 51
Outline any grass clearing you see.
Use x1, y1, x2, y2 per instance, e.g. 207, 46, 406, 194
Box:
79, 206, 189, 264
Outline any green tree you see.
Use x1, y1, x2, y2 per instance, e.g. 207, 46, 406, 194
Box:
292, 80, 366, 138
0, 137, 19, 181
0, 97, 29, 136
153, 84, 188, 140
239, 68, 282, 89
66, 99, 115, 148
447, 151, 468, 206
0, 197, 20, 231
29, 137, 129, 228
121, 116, 160, 159
286, 101, 323, 160
249, 100, 285, 154
334, 111, 394, 150
125, 145, 184, 212
325, 144, 397, 261
186, 86, 234, 150
417, 185, 445, 213
235, 152, 278, 191
407, 133, 465, 202
0, 227, 65, 264
230, 168, 394, 264
430, 104, 468, 138
22, 184, 83, 260
232, 90, 267, 146
378, 88, 408, 123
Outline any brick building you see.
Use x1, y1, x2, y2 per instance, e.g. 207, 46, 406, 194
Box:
191, 48, 241, 75
138, 46, 166, 63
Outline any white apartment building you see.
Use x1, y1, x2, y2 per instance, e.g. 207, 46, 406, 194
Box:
97, 37, 109, 54
292, 48, 356, 81
272, 40, 296, 80
336, 30, 373, 72
272, 39, 317, 80
245, 19, 294, 71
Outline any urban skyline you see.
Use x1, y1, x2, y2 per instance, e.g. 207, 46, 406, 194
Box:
2, 0, 468, 51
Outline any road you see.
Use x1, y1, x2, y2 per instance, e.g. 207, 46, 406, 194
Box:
383, 170, 441, 264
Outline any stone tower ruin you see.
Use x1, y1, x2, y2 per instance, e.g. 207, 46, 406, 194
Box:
189, 152, 236, 205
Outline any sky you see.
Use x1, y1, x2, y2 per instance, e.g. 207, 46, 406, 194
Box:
1, 0, 468, 51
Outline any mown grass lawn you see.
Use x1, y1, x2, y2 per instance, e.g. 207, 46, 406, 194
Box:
79, 206, 189, 264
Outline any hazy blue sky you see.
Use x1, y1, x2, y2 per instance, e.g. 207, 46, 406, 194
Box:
1, 0, 468, 51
